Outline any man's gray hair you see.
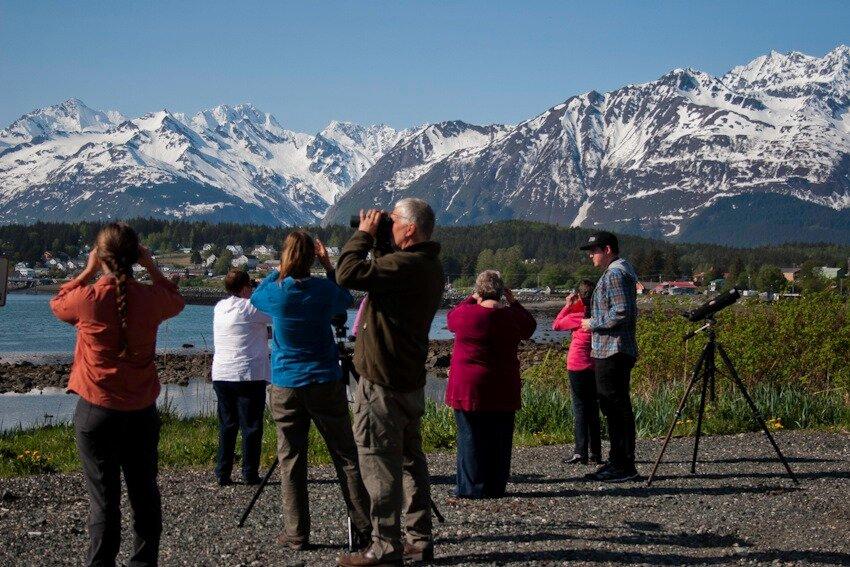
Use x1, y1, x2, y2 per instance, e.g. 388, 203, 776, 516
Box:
474, 270, 504, 301
394, 198, 435, 239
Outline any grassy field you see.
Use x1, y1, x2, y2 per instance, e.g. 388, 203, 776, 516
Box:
2, 379, 847, 478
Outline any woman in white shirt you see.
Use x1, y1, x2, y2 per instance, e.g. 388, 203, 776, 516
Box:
212, 268, 272, 485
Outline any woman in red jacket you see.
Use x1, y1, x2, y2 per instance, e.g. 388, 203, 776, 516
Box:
552, 279, 601, 465
50, 223, 185, 567
445, 270, 536, 498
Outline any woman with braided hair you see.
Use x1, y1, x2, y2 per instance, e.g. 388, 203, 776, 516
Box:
50, 222, 185, 567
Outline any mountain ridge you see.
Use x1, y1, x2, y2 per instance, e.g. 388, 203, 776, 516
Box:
2, 45, 850, 246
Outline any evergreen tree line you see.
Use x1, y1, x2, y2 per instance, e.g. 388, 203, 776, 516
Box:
1, 218, 848, 290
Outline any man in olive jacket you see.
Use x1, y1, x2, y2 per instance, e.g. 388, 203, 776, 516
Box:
336, 198, 444, 567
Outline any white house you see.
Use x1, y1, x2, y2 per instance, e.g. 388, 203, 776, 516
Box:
226, 245, 244, 256
251, 244, 277, 259
14, 267, 36, 280
204, 254, 218, 268
201, 243, 215, 252
231, 255, 259, 270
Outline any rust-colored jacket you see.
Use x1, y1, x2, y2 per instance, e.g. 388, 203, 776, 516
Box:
50, 275, 185, 410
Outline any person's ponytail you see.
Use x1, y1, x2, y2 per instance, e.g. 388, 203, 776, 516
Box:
95, 223, 140, 358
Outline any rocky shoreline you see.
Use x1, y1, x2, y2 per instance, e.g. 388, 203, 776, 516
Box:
0, 340, 564, 394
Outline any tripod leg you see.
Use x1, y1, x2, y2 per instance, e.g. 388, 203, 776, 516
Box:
646, 346, 708, 487
430, 497, 445, 523
717, 344, 800, 485
691, 344, 713, 474
238, 456, 279, 527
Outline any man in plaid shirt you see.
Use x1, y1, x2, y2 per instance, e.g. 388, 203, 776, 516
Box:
580, 231, 640, 482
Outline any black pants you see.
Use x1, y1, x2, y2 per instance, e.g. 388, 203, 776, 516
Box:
213, 380, 267, 482
594, 353, 636, 469
74, 398, 161, 567
568, 369, 601, 459
454, 410, 515, 498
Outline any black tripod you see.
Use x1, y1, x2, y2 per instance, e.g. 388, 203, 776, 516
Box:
646, 316, 799, 487
238, 320, 445, 542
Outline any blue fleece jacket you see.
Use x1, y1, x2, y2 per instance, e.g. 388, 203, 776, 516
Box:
250, 270, 353, 388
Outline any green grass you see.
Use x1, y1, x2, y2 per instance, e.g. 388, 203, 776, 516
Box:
3, 379, 847, 478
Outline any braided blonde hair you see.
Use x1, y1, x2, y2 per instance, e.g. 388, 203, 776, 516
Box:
96, 223, 140, 358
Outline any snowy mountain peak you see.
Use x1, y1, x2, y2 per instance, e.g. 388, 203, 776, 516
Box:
723, 44, 850, 97
192, 103, 281, 131
0, 98, 125, 145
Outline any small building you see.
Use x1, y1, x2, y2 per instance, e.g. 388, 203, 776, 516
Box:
14, 267, 36, 280
251, 244, 277, 259
816, 266, 846, 279
204, 254, 218, 268
708, 278, 726, 292
225, 244, 244, 256
231, 254, 259, 270
636, 281, 659, 295
201, 243, 215, 252
653, 281, 698, 295
780, 267, 801, 283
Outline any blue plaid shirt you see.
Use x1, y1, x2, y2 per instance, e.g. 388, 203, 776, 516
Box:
589, 258, 638, 359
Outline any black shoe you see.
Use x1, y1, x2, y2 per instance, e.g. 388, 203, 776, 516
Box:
593, 466, 641, 483
563, 454, 588, 465
217, 477, 233, 486
589, 454, 603, 465
349, 529, 371, 552
584, 461, 611, 479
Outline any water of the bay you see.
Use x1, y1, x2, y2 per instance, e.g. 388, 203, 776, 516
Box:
0, 293, 563, 431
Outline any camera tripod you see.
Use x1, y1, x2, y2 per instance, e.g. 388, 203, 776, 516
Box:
646, 316, 799, 487
238, 319, 445, 548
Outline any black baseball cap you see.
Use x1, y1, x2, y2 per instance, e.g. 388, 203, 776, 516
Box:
579, 231, 619, 253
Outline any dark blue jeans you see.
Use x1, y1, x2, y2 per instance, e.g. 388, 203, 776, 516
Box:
213, 380, 267, 481
454, 410, 515, 498
568, 369, 602, 459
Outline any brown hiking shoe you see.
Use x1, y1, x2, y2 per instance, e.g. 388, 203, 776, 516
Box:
338, 548, 403, 566
404, 542, 435, 562
275, 532, 310, 551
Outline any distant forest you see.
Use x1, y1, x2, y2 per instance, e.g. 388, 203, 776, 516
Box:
2, 218, 848, 289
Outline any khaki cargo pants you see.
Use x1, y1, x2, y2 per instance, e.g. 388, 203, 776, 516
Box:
269, 381, 371, 544
352, 377, 432, 559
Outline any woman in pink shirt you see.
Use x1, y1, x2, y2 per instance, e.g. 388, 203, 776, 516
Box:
552, 279, 601, 465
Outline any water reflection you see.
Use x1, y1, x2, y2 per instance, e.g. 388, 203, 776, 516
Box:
0, 375, 447, 432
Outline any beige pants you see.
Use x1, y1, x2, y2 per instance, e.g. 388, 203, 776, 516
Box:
269, 381, 371, 543
352, 378, 432, 559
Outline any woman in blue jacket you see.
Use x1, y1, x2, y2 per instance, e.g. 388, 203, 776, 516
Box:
251, 230, 371, 551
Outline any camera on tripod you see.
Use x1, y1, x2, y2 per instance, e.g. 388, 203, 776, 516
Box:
331, 313, 353, 341
349, 213, 394, 254
647, 286, 799, 487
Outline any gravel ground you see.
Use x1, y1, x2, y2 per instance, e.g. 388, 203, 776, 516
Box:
1, 430, 848, 566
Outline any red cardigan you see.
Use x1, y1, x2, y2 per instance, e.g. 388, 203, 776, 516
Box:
444, 296, 536, 412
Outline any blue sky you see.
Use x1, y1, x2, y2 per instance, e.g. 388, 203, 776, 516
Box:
1, 1, 848, 132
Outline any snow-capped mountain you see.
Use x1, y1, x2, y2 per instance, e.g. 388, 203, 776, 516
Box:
0, 99, 405, 225
327, 46, 850, 245
4, 46, 850, 245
